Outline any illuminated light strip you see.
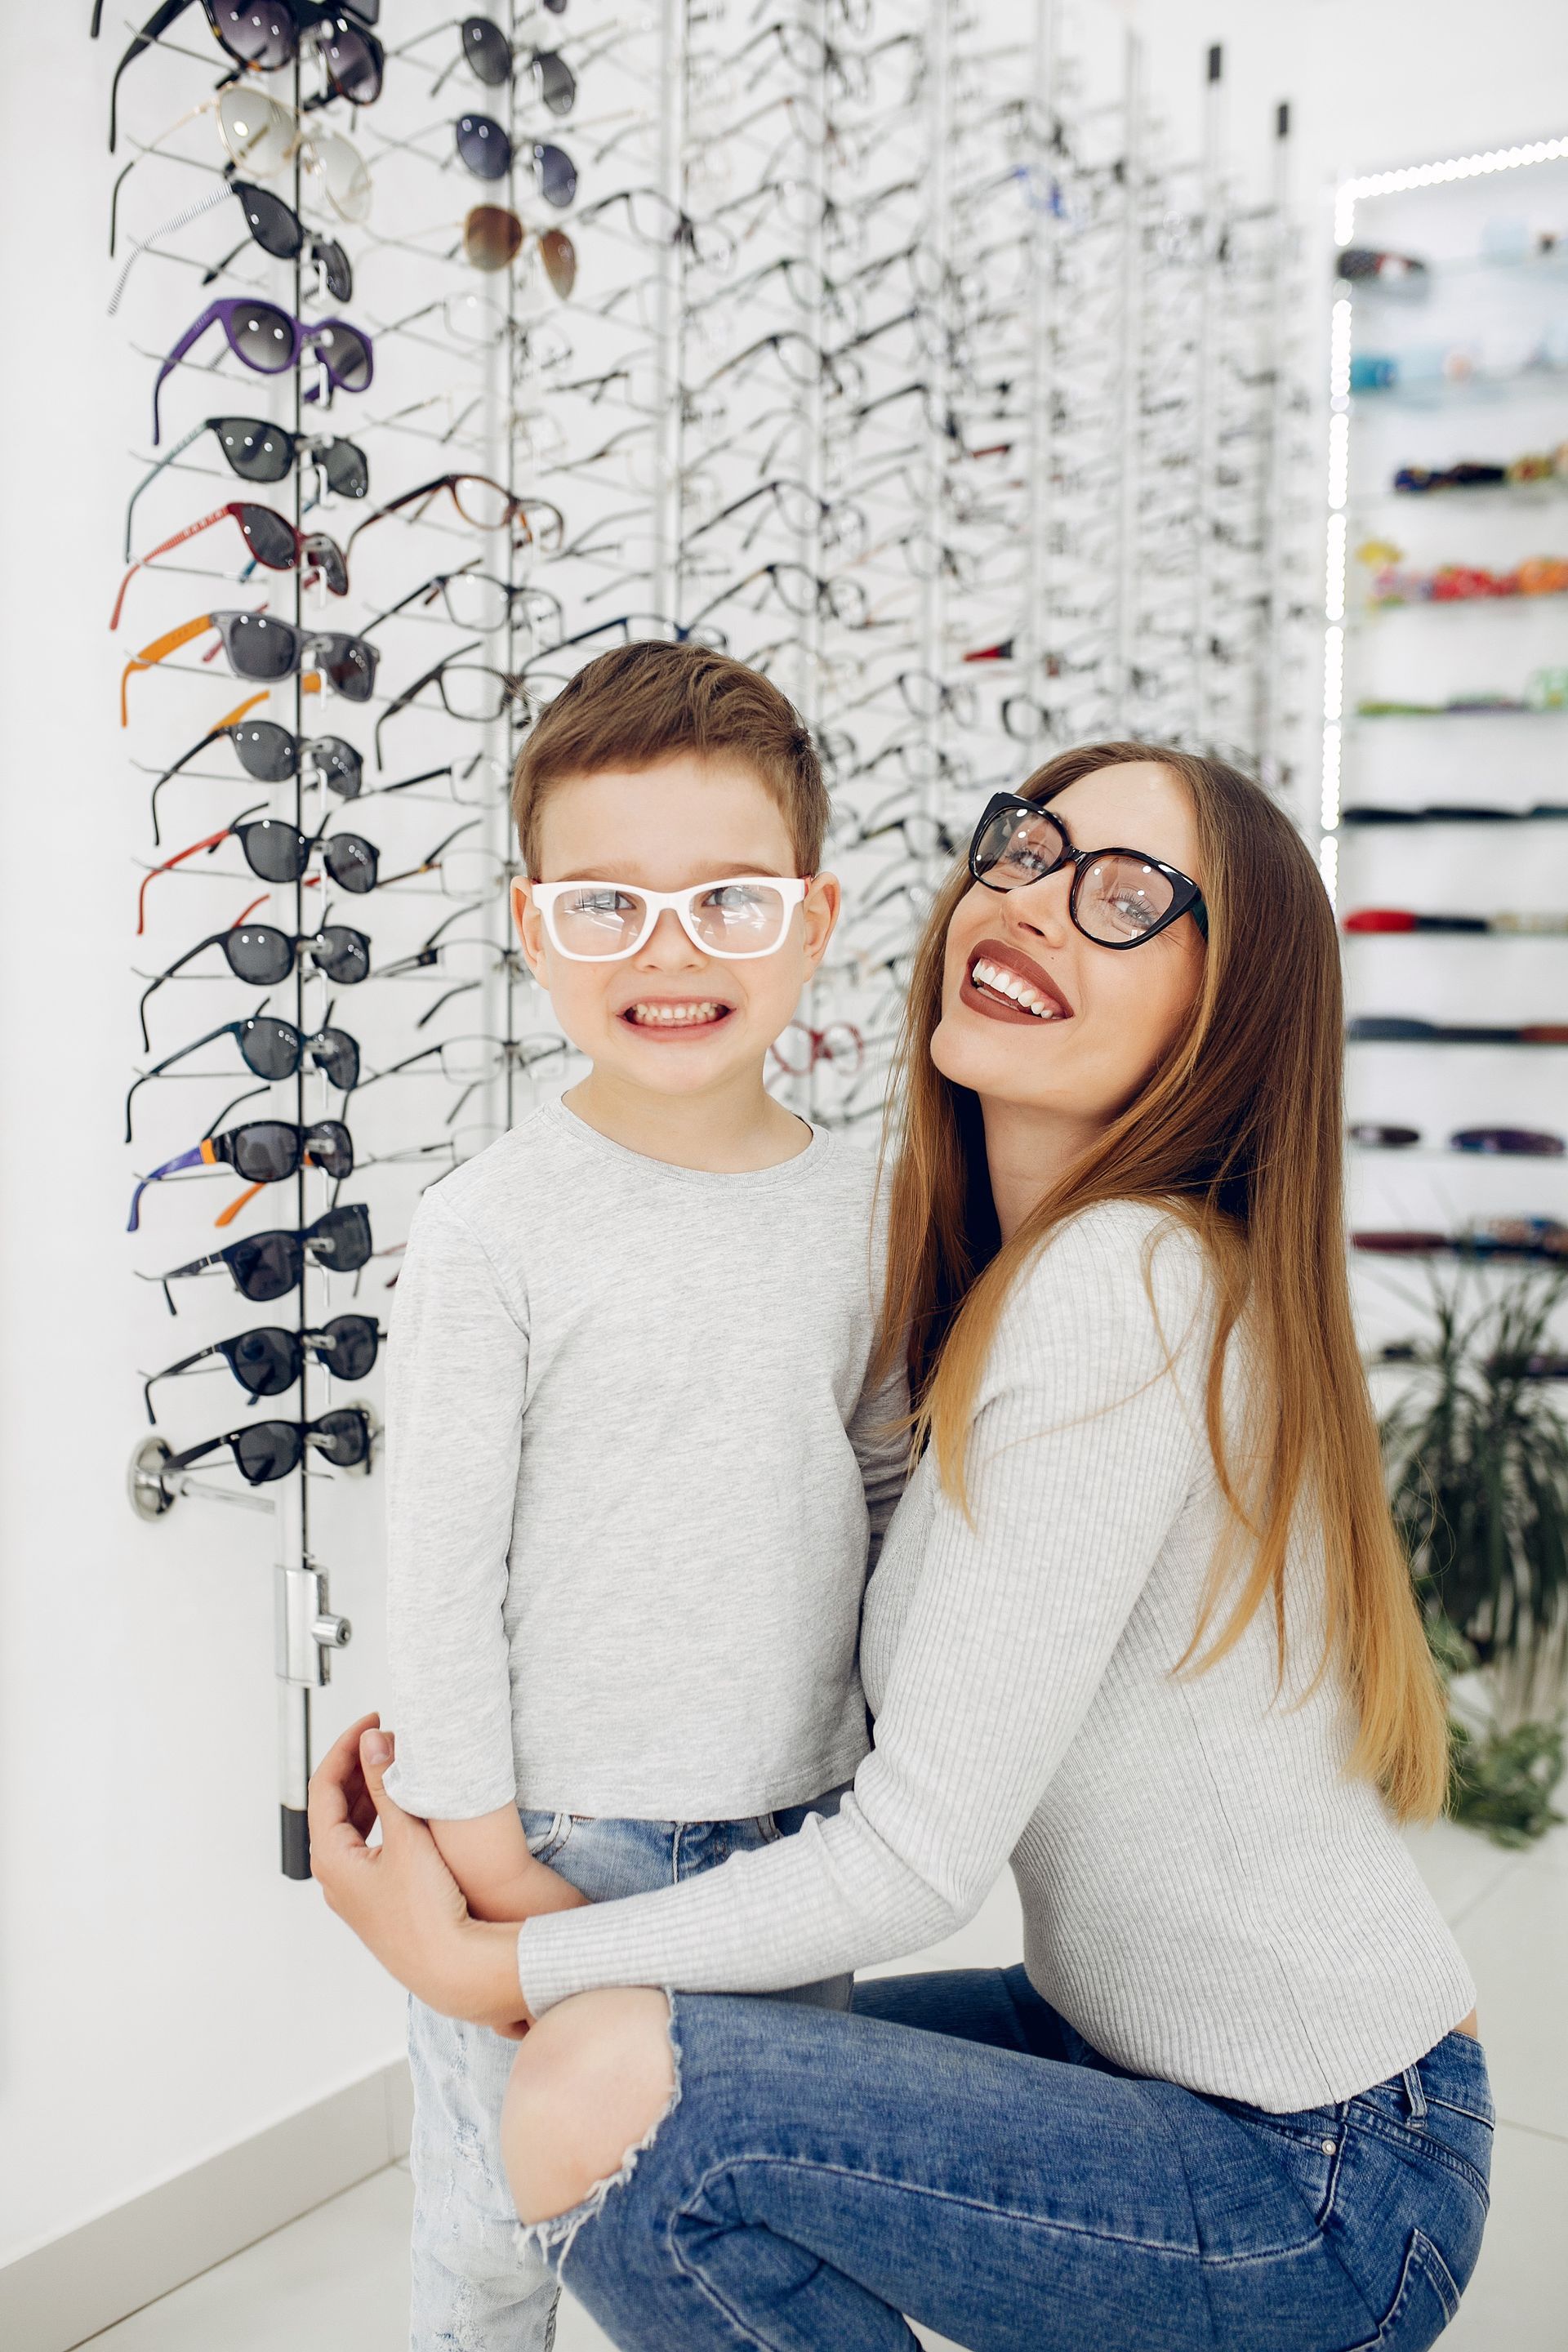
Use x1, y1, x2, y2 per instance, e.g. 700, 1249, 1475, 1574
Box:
1325, 514, 1348, 623
1334, 133, 1568, 243
1318, 831, 1339, 902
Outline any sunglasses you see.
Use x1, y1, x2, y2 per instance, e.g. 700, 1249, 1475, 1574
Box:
113, 86, 372, 232
143, 1312, 381, 1423
109, 174, 354, 316
128, 1116, 354, 1231
122, 610, 379, 724
139, 920, 371, 1045
97, 2, 382, 150
152, 298, 373, 447
968, 795, 1209, 950
146, 1203, 373, 1311
146, 697, 364, 844
157, 1406, 375, 1488
138, 808, 379, 933
452, 114, 577, 205
461, 207, 577, 297
527, 877, 812, 962
125, 420, 368, 565
112, 505, 349, 632
126, 1016, 360, 1141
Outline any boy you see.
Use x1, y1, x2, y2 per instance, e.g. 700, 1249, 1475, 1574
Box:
383, 641, 906, 2350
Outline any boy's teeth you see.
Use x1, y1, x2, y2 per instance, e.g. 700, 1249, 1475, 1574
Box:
971, 958, 1060, 1018
627, 1000, 722, 1026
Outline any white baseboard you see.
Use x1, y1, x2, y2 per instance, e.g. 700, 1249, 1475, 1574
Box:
0, 2058, 412, 2352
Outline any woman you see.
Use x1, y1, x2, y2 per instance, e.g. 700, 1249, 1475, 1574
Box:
314, 744, 1488, 2351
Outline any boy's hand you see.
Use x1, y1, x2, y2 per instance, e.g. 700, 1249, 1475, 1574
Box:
309, 1716, 534, 2038
466, 1853, 591, 1925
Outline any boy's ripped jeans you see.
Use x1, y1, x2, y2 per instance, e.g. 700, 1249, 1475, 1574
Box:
407, 1787, 853, 2352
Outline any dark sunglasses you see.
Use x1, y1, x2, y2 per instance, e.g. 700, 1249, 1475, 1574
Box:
147, 704, 364, 844
454, 114, 577, 205
96, 2, 382, 151
206, 177, 353, 301
122, 612, 379, 725
112, 503, 348, 632
146, 1203, 373, 1312
124, 419, 368, 564
126, 1017, 360, 1140
969, 794, 1209, 950
138, 808, 379, 933
143, 1312, 381, 1423
139, 921, 371, 1045
157, 1406, 374, 1487
143, 1316, 383, 1420
128, 1116, 354, 1231
449, 16, 575, 110
152, 298, 372, 447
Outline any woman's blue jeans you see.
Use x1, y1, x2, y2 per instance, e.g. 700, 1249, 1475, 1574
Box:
526, 1964, 1491, 2351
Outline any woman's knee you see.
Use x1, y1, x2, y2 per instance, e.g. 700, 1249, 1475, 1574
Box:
501, 1988, 676, 2225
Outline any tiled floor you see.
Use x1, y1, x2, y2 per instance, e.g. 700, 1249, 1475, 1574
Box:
82, 1820, 1566, 2351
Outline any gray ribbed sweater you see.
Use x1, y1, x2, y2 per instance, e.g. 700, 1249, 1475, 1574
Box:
514, 1200, 1476, 2112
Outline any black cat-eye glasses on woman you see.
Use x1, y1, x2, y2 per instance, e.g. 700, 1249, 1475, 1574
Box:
969, 793, 1208, 950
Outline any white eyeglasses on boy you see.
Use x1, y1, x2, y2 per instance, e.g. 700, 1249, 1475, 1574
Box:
525, 875, 813, 961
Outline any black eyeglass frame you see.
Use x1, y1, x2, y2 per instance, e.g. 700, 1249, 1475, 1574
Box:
142, 1314, 381, 1424
968, 793, 1209, 951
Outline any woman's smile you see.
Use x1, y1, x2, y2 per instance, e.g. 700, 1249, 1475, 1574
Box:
960, 938, 1075, 1026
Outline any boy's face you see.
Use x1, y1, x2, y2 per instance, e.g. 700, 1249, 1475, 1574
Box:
512, 755, 840, 1098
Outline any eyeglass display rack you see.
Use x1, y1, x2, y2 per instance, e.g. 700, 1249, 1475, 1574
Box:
1323, 146, 1568, 1360
100, 0, 1312, 1873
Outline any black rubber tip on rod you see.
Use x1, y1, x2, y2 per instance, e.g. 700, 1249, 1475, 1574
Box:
1207, 43, 1223, 82
281, 1805, 311, 1881
1277, 101, 1291, 138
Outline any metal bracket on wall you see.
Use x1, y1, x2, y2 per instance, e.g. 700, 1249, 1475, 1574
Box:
127, 1437, 278, 1521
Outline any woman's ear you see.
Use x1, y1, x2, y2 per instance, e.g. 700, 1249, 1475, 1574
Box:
801, 871, 841, 973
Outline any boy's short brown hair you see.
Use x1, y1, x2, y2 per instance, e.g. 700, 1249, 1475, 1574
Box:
511, 640, 830, 876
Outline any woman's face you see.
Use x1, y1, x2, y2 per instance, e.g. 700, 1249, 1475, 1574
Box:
931, 761, 1207, 1130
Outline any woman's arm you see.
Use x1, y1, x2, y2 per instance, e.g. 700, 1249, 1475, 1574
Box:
514, 1210, 1209, 2013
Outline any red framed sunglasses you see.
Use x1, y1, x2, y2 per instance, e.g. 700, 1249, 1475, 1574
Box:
112, 504, 348, 630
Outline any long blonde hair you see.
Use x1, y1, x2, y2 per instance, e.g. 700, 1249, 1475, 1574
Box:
875, 742, 1447, 1821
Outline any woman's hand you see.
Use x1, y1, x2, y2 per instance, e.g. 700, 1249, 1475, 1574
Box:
308, 1715, 535, 2039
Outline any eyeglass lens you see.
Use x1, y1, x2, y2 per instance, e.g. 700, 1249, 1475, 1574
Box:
974, 808, 1179, 946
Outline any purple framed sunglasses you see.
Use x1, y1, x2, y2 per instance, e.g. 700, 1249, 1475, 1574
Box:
152, 298, 373, 446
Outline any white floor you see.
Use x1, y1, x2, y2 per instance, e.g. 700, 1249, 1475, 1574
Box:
80, 1819, 1566, 2352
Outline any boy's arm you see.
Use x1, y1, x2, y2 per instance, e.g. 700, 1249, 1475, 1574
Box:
382, 1190, 530, 1825
429, 1806, 590, 1924
848, 1343, 910, 1572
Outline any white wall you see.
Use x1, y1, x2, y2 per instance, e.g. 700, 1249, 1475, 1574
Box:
0, 15, 404, 2270
5, 0, 1568, 2278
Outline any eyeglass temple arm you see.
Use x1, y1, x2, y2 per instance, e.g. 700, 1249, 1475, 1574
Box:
112, 505, 232, 631
127, 1138, 215, 1231
122, 610, 217, 726
127, 1022, 236, 1144
100, 0, 191, 150
138, 929, 223, 1049
136, 817, 230, 935
373, 642, 481, 767
152, 301, 226, 445
141, 1339, 220, 1426
148, 692, 267, 849
122, 420, 205, 562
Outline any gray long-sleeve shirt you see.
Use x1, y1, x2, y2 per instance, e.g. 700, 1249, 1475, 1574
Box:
382, 1101, 905, 1824
514, 1201, 1476, 2113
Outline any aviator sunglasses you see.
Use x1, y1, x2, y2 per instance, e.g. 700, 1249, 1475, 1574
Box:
968, 794, 1208, 949
143, 1312, 381, 1421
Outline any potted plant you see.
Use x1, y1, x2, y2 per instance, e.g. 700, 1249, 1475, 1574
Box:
1378, 1263, 1568, 1846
